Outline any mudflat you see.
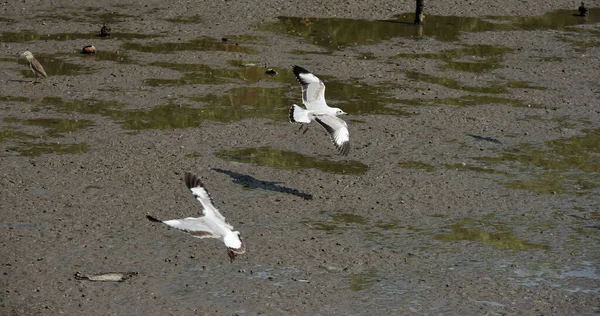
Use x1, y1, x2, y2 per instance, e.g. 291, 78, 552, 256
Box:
1, 0, 599, 314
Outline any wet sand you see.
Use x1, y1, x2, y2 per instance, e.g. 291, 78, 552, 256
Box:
1, 0, 599, 314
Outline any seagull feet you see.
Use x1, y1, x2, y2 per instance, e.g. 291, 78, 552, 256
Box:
302, 126, 309, 134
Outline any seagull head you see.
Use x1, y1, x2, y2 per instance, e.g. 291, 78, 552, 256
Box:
333, 108, 347, 116
225, 231, 246, 262
21, 51, 34, 60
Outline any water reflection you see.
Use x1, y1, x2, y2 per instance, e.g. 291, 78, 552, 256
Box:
258, 9, 600, 50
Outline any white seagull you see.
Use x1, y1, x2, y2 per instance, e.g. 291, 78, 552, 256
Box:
289, 65, 350, 156
147, 172, 246, 262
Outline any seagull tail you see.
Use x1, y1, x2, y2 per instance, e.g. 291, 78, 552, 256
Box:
289, 104, 311, 124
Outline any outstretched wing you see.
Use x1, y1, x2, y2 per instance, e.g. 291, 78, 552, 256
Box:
146, 215, 217, 239
314, 115, 350, 156
293, 65, 328, 111
184, 172, 228, 224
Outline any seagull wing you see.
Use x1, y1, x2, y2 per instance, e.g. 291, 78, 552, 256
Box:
314, 115, 350, 156
293, 65, 328, 111
30, 59, 47, 78
184, 172, 230, 226
146, 215, 218, 239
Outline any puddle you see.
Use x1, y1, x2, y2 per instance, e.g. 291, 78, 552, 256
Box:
445, 163, 504, 175
7, 142, 89, 157
399, 161, 435, 172
148, 65, 410, 117
189, 87, 289, 121
26, 95, 283, 129
0, 96, 31, 103
396, 94, 530, 108
122, 37, 256, 54
75, 50, 131, 63
397, 44, 513, 74
510, 262, 600, 293
404, 71, 545, 94
0, 31, 155, 43
0, 129, 36, 143
32, 7, 135, 24
258, 9, 600, 50
215, 147, 368, 174
477, 128, 600, 194
348, 268, 378, 291
36, 97, 123, 115
145, 62, 282, 86
4, 117, 94, 137
435, 218, 550, 250
164, 16, 203, 24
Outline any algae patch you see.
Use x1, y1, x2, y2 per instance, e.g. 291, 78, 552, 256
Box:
123, 37, 256, 54
215, 147, 368, 174
435, 218, 550, 250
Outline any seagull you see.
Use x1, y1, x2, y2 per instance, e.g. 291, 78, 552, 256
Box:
289, 65, 350, 156
146, 172, 246, 262
21, 51, 47, 83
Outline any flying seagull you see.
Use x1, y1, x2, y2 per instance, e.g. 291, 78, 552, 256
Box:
21, 51, 47, 83
289, 65, 350, 156
146, 172, 246, 262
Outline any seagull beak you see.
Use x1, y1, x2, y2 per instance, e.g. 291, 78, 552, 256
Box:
227, 246, 246, 262
226, 239, 246, 263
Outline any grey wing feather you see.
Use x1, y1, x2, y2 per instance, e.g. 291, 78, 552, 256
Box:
314, 115, 350, 156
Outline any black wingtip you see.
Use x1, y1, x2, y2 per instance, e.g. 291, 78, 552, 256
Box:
339, 142, 350, 156
146, 215, 162, 222
288, 105, 297, 123
292, 65, 311, 79
184, 172, 204, 189
314, 117, 350, 156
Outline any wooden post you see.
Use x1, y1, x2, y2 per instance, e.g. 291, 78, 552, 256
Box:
414, 0, 425, 25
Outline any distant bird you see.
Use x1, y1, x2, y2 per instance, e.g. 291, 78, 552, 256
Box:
579, 2, 589, 16
20, 51, 47, 83
289, 65, 350, 156
98, 23, 111, 37
146, 172, 246, 262
82, 45, 96, 54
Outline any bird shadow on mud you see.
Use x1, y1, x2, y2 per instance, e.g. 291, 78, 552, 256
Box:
212, 168, 313, 200
468, 134, 502, 144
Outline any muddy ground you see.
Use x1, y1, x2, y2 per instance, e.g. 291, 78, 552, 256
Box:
1, 0, 599, 315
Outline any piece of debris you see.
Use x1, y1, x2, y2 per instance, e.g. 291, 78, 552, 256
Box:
221, 37, 228, 42
82, 45, 96, 54
265, 68, 277, 75
74, 271, 137, 282
98, 23, 111, 37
